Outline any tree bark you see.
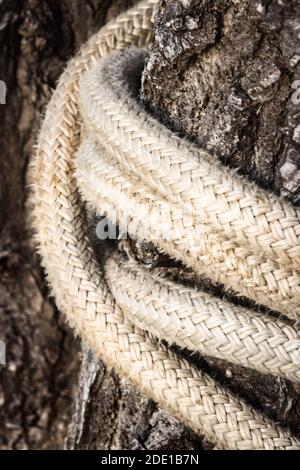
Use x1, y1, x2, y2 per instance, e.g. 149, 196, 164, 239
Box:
142, 0, 300, 203
1, 0, 299, 450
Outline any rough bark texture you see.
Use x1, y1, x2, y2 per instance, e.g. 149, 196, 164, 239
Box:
142, 0, 300, 203
1, 0, 300, 451
66, 346, 204, 450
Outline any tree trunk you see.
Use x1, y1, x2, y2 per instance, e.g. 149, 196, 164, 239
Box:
1, 0, 299, 450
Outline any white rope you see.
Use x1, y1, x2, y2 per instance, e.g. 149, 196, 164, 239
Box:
31, 0, 300, 450
105, 251, 300, 384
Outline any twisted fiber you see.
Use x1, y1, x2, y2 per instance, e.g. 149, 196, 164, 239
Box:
76, 134, 300, 319
105, 251, 300, 383
78, 50, 300, 319
31, 0, 300, 449
79, 49, 300, 270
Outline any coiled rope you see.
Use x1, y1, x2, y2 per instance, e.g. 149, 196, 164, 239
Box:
31, 0, 300, 449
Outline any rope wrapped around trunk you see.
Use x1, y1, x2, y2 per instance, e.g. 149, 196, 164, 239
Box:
31, 0, 300, 450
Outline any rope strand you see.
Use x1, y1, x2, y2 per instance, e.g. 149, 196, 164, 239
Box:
105, 251, 300, 384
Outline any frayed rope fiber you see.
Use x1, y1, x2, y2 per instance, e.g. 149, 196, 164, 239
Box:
31, 0, 300, 449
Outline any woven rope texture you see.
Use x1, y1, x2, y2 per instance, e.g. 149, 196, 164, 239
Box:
31, 0, 300, 450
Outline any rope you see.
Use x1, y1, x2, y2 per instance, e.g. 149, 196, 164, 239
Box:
105, 252, 300, 384
31, 0, 300, 450
77, 49, 300, 320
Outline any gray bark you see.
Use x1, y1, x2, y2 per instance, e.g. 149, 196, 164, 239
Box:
66, 346, 203, 450
142, 0, 300, 203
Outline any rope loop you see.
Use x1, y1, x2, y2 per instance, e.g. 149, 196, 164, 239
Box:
31, 0, 300, 450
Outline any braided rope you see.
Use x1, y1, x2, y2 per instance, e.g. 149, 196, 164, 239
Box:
31, 0, 300, 449
77, 48, 300, 320
76, 132, 300, 319
105, 252, 300, 384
